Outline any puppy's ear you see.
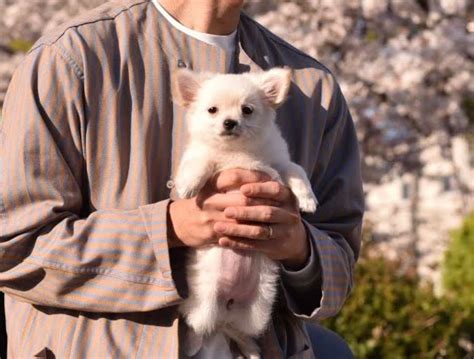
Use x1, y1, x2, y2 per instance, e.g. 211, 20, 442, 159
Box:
172, 69, 201, 107
256, 67, 292, 108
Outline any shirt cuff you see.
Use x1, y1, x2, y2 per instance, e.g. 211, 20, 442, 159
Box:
280, 221, 323, 316
280, 225, 322, 288
138, 199, 174, 279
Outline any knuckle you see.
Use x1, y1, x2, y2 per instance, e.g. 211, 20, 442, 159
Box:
236, 241, 250, 250
201, 197, 214, 210
215, 170, 236, 190
240, 196, 250, 206
237, 208, 248, 219
224, 239, 236, 248
232, 242, 242, 250
200, 212, 212, 226
232, 241, 243, 249
284, 228, 293, 239
203, 227, 215, 241
255, 171, 269, 182
233, 240, 246, 250
272, 182, 282, 195
281, 241, 290, 252
208, 173, 219, 189
210, 228, 218, 239
290, 213, 300, 224
228, 225, 237, 235
245, 198, 255, 206
255, 227, 265, 237
243, 185, 254, 196
227, 171, 241, 186
262, 208, 273, 221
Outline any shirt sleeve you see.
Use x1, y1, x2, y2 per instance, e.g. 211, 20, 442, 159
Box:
280, 74, 364, 320
279, 226, 322, 315
0, 45, 182, 313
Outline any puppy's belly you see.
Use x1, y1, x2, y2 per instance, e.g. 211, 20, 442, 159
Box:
217, 249, 259, 303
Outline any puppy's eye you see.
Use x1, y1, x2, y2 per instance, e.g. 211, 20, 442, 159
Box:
242, 105, 253, 115
208, 106, 218, 114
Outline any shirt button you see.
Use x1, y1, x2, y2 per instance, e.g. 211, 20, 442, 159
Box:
177, 59, 187, 68
166, 180, 175, 189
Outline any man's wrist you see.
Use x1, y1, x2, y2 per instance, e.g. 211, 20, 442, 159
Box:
280, 221, 310, 270
167, 200, 186, 248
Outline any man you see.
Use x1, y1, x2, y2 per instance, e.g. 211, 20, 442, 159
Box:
0, 0, 364, 357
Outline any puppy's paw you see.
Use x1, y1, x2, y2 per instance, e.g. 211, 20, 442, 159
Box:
292, 185, 318, 213
185, 307, 216, 335
224, 329, 261, 359
235, 338, 261, 359
176, 186, 199, 199
237, 351, 260, 359
175, 177, 204, 199
284, 163, 318, 213
298, 194, 318, 213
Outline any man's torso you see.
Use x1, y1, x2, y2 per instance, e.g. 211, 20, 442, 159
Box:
5, 1, 334, 357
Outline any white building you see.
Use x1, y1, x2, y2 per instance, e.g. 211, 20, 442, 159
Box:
365, 134, 473, 292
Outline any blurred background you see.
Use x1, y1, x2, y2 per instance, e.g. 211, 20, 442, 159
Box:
0, 0, 473, 357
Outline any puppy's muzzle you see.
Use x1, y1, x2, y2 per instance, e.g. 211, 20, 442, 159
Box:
223, 119, 238, 131
221, 119, 240, 136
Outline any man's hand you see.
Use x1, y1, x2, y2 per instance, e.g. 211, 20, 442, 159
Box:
168, 169, 275, 248
214, 180, 310, 269
169, 169, 310, 269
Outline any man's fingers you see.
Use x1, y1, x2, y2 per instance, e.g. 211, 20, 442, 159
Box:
218, 236, 273, 251
214, 222, 280, 240
240, 181, 293, 202
224, 206, 298, 224
212, 169, 272, 192
203, 192, 279, 211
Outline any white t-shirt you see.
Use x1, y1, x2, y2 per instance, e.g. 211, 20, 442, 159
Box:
152, 1, 239, 357
153, 0, 237, 69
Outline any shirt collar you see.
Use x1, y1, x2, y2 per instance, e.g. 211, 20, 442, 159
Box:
152, 0, 237, 52
148, 1, 266, 75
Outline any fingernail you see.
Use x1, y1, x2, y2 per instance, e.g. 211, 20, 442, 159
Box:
214, 223, 226, 233
225, 208, 236, 218
218, 237, 228, 246
241, 185, 251, 195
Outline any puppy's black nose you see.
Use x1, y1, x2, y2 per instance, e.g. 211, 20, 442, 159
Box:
223, 119, 238, 130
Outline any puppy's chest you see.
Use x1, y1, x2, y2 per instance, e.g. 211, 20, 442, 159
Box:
213, 150, 272, 172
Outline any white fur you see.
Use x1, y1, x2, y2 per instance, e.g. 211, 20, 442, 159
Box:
173, 68, 318, 357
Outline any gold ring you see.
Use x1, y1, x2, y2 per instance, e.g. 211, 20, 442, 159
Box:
266, 224, 273, 240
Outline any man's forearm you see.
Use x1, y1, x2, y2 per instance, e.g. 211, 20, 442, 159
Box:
281, 221, 356, 321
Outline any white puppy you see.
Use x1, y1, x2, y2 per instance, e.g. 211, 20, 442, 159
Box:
173, 68, 318, 357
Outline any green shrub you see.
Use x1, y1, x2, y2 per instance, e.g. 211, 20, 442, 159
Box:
323, 237, 474, 358
443, 212, 474, 309
8, 38, 34, 53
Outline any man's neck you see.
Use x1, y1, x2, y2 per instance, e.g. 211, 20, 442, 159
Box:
157, 0, 243, 35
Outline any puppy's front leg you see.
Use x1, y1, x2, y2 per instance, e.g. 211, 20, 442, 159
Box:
280, 162, 318, 213
175, 152, 214, 199
245, 161, 281, 182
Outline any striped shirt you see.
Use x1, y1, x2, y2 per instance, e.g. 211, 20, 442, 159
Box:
0, 1, 364, 357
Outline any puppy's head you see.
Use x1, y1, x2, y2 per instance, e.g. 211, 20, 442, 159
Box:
172, 68, 292, 146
